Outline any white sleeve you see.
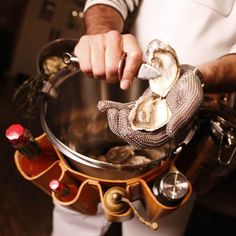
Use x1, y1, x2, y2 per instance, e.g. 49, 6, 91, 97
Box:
84, 0, 139, 20
229, 44, 236, 54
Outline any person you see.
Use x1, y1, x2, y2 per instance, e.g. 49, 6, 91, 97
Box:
74, 0, 236, 93
52, 1, 236, 236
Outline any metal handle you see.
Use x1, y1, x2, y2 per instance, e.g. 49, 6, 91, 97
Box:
211, 120, 236, 165
120, 196, 158, 230
217, 133, 236, 165
63, 52, 79, 64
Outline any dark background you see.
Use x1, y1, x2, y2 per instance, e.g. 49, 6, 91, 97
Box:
0, 1, 236, 235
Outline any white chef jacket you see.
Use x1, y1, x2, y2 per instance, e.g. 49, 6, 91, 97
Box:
52, 1, 236, 235
85, 0, 236, 65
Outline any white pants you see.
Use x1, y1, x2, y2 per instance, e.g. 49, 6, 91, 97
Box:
51, 195, 195, 236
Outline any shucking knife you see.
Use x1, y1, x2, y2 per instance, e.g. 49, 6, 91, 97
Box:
63, 52, 162, 80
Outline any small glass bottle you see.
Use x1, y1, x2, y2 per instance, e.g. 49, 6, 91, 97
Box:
6, 123, 57, 177
49, 179, 78, 201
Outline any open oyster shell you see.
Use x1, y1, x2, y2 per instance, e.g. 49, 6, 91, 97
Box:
129, 39, 179, 132
129, 93, 172, 131
145, 39, 180, 97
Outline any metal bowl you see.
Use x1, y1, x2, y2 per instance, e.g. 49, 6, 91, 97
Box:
39, 39, 194, 180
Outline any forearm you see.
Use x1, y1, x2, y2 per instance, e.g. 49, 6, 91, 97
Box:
199, 54, 236, 93
84, 5, 124, 34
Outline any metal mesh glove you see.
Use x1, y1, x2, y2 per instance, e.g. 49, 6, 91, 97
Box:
97, 70, 204, 149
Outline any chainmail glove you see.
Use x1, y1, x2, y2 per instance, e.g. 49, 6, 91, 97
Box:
97, 69, 204, 149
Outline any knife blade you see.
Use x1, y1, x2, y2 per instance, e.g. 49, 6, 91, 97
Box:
118, 52, 162, 81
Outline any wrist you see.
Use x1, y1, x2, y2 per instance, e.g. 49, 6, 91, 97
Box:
84, 5, 124, 35
181, 64, 205, 89
197, 64, 215, 93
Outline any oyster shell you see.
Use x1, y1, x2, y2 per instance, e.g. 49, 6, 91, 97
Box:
129, 93, 172, 131
145, 39, 180, 97
127, 155, 151, 165
129, 39, 179, 132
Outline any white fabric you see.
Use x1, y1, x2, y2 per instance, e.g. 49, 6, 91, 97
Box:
84, 0, 139, 19
122, 194, 196, 236
51, 203, 111, 236
133, 0, 236, 65
52, 195, 196, 236
84, 0, 236, 65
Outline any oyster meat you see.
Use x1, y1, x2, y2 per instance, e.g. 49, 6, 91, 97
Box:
42, 56, 67, 76
127, 155, 151, 165
89, 145, 168, 165
129, 93, 172, 131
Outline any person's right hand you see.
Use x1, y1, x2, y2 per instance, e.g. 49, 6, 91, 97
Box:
74, 30, 143, 90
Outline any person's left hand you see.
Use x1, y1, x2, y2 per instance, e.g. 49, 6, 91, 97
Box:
97, 69, 204, 149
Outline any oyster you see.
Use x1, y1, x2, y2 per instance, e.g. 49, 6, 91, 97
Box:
145, 39, 180, 97
129, 39, 179, 132
127, 155, 151, 165
129, 93, 172, 131
105, 145, 135, 164
42, 56, 67, 76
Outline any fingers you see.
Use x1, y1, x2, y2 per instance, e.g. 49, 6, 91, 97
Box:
102, 105, 170, 149
105, 31, 123, 83
90, 35, 105, 79
97, 101, 124, 112
74, 34, 106, 78
118, 110, 169, 148
106, 109, 120, 137
166, 71, 204, 137
120, 35, 143, 90
74, 31, 123, 81
74, 35, 93, 77
97, 100, 135, 112
74, 31, 143, 89
106, 109, 170, 149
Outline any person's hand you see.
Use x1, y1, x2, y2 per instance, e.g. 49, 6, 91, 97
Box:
74, 30, 143, 90
97, 70, 204, 149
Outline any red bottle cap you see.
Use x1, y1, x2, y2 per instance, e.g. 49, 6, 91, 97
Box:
5, 124, 24, 141
49, 179, 63, 192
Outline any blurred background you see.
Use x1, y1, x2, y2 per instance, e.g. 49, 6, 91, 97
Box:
0, 1, 236, 235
